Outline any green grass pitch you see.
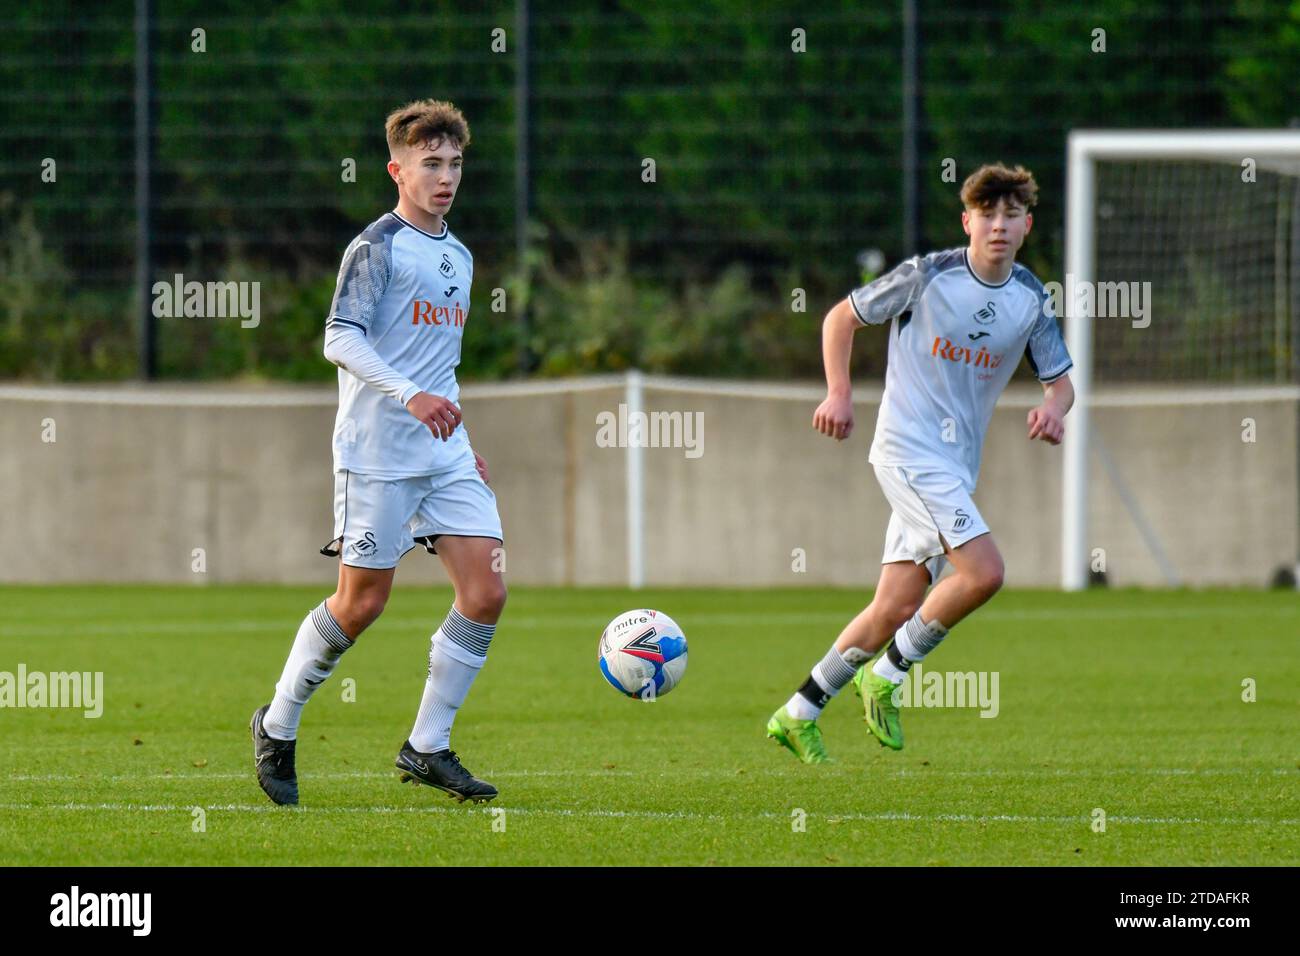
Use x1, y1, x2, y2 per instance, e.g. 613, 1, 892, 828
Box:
1, 584, 1296, 866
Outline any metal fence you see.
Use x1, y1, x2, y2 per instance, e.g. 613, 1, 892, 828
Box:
1, 0, 1295, 382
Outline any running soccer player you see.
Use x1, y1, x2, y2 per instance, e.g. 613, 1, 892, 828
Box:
767, 163, 1074, 763
251, 100, 506, 803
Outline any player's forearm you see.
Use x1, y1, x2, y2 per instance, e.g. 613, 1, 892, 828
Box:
823, 299, 858, 397
1042, 374, 1074, 416
323, 323, 422, 406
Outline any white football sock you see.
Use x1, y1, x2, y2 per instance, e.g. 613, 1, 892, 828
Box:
871, 654, 909, 685
785, 644, 871, 720
894, 609, 950, 661
872, 610, 950, 684
408, 606, 496, 753
785, 692, 821, 721
264, 601, 354, 741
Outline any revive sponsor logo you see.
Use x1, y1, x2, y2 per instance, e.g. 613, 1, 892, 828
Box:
932, 336, 1005, 371
411, 300, 467, 327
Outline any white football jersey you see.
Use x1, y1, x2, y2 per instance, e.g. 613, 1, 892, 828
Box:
850, 247, 1072, 490
326, 211, 475, 478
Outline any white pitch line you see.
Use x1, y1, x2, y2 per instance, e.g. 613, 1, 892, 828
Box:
3, 769, 633, 782
4, 604, 1296, 637
4, 767, 1295, 783
0, 801, 1294, 828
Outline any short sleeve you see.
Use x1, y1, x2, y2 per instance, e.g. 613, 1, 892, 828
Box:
1024, 292, 1073, 383
327, 237, 392, 334
847, 255, 925, 327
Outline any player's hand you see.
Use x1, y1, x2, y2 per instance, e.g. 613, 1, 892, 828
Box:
406, 391, 462, 441
474, 452, 490, 484
1027, 405, 1064, 445
813, 393, 854, 441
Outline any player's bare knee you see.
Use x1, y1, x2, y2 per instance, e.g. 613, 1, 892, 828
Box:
332, 591, 387, 636
358, 592, 390, 627
459, 579, 506, 624
971, 560, 1004, 600
479, 578, 507, 620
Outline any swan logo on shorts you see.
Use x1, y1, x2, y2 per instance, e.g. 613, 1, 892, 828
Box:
953, 509, 971, 533
349, 531, 378, 557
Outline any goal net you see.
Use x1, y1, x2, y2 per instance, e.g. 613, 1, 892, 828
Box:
1062, 130, 1300, 589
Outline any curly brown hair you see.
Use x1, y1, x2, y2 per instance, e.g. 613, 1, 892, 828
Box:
960, 163, 1038, 211
385, 99, 471, 154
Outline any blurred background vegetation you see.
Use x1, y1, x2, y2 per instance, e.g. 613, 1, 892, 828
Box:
0, 0, 1297, 382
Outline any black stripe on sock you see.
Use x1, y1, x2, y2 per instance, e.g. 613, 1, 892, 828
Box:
885, 640, 913, 672
313, 602, 353, 653
796, 675, 831, 709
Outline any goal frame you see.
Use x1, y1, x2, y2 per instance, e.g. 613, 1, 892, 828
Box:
1062, 129, 1300, 590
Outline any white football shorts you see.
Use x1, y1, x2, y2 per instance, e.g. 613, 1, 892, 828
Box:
320, 448, 504, 570
874, 463, 990, 582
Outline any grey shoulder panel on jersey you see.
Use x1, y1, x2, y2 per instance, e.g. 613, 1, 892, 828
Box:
358, 212, 404, 246
922, 247, 967, 277
1012, 262, 1057, 325
1015, 263, 1073, 382
848, 247, 966, 326
326, 216, 400, 333
1011, 262, 1048, 298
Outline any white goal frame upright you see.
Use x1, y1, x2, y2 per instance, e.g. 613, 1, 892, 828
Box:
1062, 129, 1300, 590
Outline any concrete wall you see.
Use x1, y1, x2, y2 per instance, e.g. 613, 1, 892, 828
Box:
0, 380, 1294, 588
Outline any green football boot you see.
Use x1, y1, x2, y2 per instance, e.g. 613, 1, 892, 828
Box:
765, 705, 832, 764
852, 668, 904, 750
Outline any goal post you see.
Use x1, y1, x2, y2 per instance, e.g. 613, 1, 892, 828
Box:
1063, 130, 1300, 590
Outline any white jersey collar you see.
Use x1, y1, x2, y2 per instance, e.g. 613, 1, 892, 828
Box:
390, 211, 449, 241
963, 249, 1013, 289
